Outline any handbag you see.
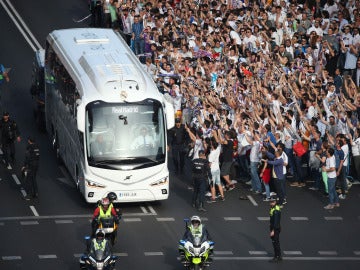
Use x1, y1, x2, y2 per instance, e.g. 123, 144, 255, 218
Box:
293, 141, 306, 157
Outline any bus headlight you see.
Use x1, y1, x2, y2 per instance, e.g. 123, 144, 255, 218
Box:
150, 177, 168, 187
86, 179, 106, 188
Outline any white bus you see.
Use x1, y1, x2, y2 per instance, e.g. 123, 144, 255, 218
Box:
41, 28, 174, 203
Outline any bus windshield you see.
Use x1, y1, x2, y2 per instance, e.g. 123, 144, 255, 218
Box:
85, 99, 166, 169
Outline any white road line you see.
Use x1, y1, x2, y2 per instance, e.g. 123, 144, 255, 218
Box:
113, 252, 129, 257
249, 251, 268, 255
324, 216, 343, 221
257, 217, 269, 221
247, 195, 258, 206
354, 251, 360, 255
140, 206, 148, 214
0, 1, 36, 51
224, 217, 242, 221
0, 212, 156, 221
20, 189, 27, 197
20, 221, 39, 225
318, 251, 338, 255
147, 205, 157, 215
30, 206, 39, 217
290, 217, 309, 221
214, 256, 360, 261
144, 252, 164, 256
38, 254, 57, 259
123, 218, 142, 222
214, 251, 233, 255
156, 217, 175, 222
12, 174, 21, 185
4, 0, 42, 49
2, 256, 22, 260
283, 251, 303, 255
55, 220, 74, 224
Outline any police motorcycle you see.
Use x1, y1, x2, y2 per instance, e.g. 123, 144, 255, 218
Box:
178, 217, 214, 270
80, 229, 118, 270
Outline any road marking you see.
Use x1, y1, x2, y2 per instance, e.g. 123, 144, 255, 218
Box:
290, 217, 309, 221
55, 220, 74, 224
247, 195, 258, 206
2, 256, 22, 260
20, 221, 39, 225
214, 256, 360, 261
324, 216, 343, 221
144, 252, 164, 256
113, 252, 128, 257
147, 205, 157, 215
156, 217, 175, 222
354, 251, 360, 255
0, 212, 155, 221
249, 251, 268, 255
12, 174, 21, 185
38, 254, 57, 259
283, 251, 303, 255
7, 164, 12, 170
140, 206, 148, 214
257, 217, 269, 221
224, 217, 242, 221
318, 251, 338, 255
20, 189, 27, 197
123, 218, 141, 222
30, 206, 39, 217
214, 251, 233, 255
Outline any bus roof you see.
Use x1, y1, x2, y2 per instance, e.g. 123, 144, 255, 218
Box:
47, 28, 162, 103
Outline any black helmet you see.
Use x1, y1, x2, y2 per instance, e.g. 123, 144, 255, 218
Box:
107, 192, 117, 202
95, 229, 105, 239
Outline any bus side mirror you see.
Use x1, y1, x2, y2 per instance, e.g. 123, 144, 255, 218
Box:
164, 100, 175, 130
77, 101, 85, 133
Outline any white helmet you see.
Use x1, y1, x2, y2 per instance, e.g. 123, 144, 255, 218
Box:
95, 229, 105, 239
190, 215, 201, 225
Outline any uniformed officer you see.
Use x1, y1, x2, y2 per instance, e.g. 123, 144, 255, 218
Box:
192, 150, 212, 212
0, 111, 21, 168
168, 118, 188, 174
22, 136, 40, 200
269, 196, 282, 262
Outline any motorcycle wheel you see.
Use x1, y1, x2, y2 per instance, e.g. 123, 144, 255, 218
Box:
192, 265, 201, 270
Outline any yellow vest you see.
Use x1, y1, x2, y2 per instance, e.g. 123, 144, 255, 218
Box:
99, 206, 112, 219
189, 224, 203, 238
270, 205, 281, 216
92, 239, 107, 251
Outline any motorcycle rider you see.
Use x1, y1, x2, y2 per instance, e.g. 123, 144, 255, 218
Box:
179, 216, 213, 262
92, 197, 120, 237
89, 229, 112, 255
80, 229, 114, 269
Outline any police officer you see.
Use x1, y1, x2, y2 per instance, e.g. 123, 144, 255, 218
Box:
22, 137, 40, 200
0, 111, 21, 168
192, 150, 212, 212
168, 118, 187, 174
269, 196, 282, 263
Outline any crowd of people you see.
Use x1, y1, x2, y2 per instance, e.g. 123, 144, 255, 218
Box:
91, 0, 360, 210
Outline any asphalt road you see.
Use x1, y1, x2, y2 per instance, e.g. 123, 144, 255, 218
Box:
0, 1, 360, 269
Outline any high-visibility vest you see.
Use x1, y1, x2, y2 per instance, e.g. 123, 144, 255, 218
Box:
189, 224, 203, 238
92, 239, 107, 251
270, 205, 281, 216
98, 206, 112, 219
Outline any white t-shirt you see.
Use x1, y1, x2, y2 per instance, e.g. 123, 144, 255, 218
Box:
281, 151, 288, 174
208, 146, 221, 171
352, 138, 360, 156
341, 144, 349, 167
326, 155, 336, 178
192, 138, 204, 160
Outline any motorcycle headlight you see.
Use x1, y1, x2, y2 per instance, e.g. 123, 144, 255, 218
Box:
86, 179, 106, 188
96, 262, 104, 268
150, 177, 168, 186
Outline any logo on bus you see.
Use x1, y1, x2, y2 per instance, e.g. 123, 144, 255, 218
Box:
112, 107, 139, 114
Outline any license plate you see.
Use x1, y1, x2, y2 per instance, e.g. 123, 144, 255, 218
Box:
119, 192, 137, 197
